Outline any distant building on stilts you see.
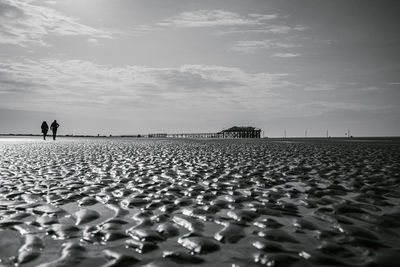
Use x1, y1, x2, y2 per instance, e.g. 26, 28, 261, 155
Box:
219, 126, 261, 138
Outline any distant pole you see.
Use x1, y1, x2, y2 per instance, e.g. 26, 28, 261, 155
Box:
347, 129, 350, 138
326, 130, 328, 138
284, 130, 286, 138
305, 130, 307, 138
262, 130, 264, 138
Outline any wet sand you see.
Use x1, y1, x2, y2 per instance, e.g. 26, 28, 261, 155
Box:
0, 137, 400, 266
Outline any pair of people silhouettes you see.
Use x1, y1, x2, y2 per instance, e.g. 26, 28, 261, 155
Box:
41, 120, 59, 140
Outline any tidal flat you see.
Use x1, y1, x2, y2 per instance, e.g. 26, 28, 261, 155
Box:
0, 137, 400, 266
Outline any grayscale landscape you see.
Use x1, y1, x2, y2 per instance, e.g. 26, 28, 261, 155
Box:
1, 0, 400, 266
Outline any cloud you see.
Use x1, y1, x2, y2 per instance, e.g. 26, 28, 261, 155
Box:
357, 86, 380, 91
157, 9, 308, 54
271, 53, 301, 58
304, 83, 335, 91
158, 10, 278, 28
0, 58, 293, 112
217, 25, 308, 35
0, 0, 111, 46
300, 101, 377, 112
231, 40, 300, 54
43, 1, 57, 4
87, 38, 101, 46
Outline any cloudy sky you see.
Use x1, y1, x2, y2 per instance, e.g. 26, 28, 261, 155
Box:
0, 0, 399, 136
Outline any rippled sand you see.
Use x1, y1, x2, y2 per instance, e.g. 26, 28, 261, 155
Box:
1, 137, 400, 267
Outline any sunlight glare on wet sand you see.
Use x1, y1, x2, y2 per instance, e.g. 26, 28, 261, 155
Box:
0, 137, 39, 143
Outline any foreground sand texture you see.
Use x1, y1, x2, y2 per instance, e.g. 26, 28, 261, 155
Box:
1, 138, 400, 266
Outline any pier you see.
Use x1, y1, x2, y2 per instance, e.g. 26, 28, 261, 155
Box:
148, 126, 261, 139
167, 133, 220, 138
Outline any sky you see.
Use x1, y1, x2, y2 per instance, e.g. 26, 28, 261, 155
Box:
0, 0, 399, 137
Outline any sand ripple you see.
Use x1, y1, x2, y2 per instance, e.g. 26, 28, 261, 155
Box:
0, 137, 400, 266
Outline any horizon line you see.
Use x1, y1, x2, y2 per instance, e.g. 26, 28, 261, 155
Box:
1, 133, 400, 139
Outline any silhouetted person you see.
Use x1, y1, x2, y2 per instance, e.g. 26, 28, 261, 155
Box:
50, 120, 60, 140
41, 121, 49, 140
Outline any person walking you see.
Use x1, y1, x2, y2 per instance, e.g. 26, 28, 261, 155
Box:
50, 120, 60, 140
41, 121, 49, 140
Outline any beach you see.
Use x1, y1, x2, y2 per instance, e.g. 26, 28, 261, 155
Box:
0, 137, 400, 266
